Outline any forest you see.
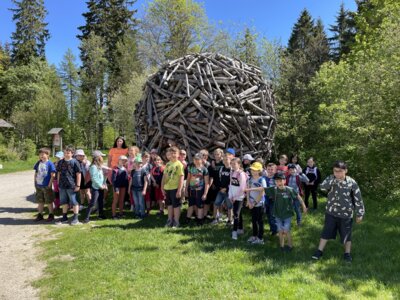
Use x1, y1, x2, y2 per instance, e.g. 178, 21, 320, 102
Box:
0, 0, 399, 201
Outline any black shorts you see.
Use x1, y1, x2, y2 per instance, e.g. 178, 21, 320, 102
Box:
321, 213, 353, 244
188, 189, 205, 208
204, 186, 218, 205
80, 180, 92, 190
165, 189, 181, 208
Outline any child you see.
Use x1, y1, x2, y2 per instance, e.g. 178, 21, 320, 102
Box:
127, 146, 140, 211
312, 161, 365, 263
264, 163, 277, 235
286, 164, 309, 226
229, 157, 247, 240
185, 153, 210, 225
290, 153, 303, 175
212, 153, 233, 225
265, 172, 307, 251
276, 154, 289, 175
303, 157, 321, 210
52, 151, 64, 210
205, 149, 224, 220
128, 155, 148, 219
150, 156, 165, 215
56, 146, 82, 225
84, 151, 107, 222
75, 149, 91, 210
142, 151, 153, 214
161, 146, 185, 228
34, 147, 56, 222
179, 149, 188, 169
111, 155, 129, 219
242, 153, 255, 177
245, 162, 267, 244
150, 148, 158, 165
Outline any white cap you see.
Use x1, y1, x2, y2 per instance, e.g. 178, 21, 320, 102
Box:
75, 149, 85, 156
243, 154, 255, 161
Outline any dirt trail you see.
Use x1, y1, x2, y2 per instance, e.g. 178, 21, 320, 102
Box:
0, 170, 48, 300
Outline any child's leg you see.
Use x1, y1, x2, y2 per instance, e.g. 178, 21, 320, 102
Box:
37, 202, 44, 214
304, 186, 310, 208
311, 186, 318, 209
278, 231, 285, 248
251, 208, 258, 238
293, 199, 302, 224
344, 241, 352, 253
186, 205, 194, 218
167, 205, 173, 221
86, 188, 97, 220
85, 188, 91, 205
112, 189, 119, 216
139, 192, 145, 217
232, 201, 243, 232
286, 231, 293, 247
98, 190, 104, 216
317, 238, 328, 251
173, 206, 181, 224
118, 187, 126, 214
258, 207, 264, 240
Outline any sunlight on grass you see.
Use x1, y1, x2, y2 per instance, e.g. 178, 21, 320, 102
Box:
35, 197, 399, 299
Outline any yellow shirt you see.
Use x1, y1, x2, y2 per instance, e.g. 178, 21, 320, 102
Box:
163, 160, 184, 190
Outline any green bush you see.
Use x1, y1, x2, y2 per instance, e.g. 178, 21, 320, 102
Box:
19, 138, 36, 160
0, 144, 19, 161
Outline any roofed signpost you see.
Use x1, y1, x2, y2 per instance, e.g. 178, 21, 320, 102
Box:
48, 128, 64, 157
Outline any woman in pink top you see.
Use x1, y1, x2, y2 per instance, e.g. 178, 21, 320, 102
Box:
229, 157, 247, 240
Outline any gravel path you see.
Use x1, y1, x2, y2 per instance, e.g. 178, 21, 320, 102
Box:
0, 170, 47, 300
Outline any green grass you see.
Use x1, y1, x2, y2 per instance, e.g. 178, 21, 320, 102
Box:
0, 156, 37, 174
35, 197, 399, 300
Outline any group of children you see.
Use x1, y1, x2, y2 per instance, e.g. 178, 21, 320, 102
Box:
33, 137, 365, 261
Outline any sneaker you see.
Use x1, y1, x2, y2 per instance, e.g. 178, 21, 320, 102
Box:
172, 221, 180, 228
344, 253, 352, 263
112, 215, 119, 220
284, 245, 293, 252
70, 218, 81, 226
118, 213, 125, 218
211, 219, 219, 225
97, 215, 107, 220
157, 210, 164, 216
130, 205, 134, 212
34, 213, 44, 222
226, 220, 232, 226
252, 238, 265, 245
55, 216, 69, 224
83, 218, 90, 224
46, 214, 54, 222
232, 231, 238, 240
237, 229, 244, 235
247, 236, 257, 243
165, 219, 173, 227
312, 249, 323, 260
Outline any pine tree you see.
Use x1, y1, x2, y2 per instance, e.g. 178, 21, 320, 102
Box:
288, 9, 315, 53
329, 3, 356, 61
10, 0, 50, 65
235, 27, 260, 66
58, 49, 80, 120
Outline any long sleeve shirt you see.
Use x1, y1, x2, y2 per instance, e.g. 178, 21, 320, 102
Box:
89, 165, 105, 190
320, 175, 365, 219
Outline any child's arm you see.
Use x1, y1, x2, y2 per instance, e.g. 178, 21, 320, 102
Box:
176, 175, 184, 198
75, 173, 81, 192
49, 172, 55, 188
297, 194, 307, 213
128, 172, 132, 194
352, 180, 365, 223
320, 175, 334, 192
203, 175, 210, 200
299, 173, 309, 183
185, 173, 191, 197
161, 172, 167, 196
142, 175, 148, 196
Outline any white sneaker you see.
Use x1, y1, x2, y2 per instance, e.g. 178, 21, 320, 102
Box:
172, 220, 180, 228
232, 231, 238, 240
211, 219, 219, 225
165, 219, 173, 227
237, 229, 244, 235
130, 205, 134, 212
247, 236, 257, 243
252, 238, 264, 245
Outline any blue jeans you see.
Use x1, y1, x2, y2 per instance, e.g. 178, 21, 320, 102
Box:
275, 217, 292, 232
59, 188, 79, 206
132, 189, 145, 217
265, 197, 277, 234
293, 199, 302, 224
214, 191, 233, 209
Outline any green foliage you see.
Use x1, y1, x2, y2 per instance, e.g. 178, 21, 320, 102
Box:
232, 27, 260, 66
18, 138, 36, 160
10, 0, 50, 65
310, 0, 400, 195
103, 125, 117, 149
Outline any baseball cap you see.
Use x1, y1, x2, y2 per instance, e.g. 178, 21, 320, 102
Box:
92, 150, 106, 158
55, 151, 64, 159
194, 153, 202, 160
243, 154, 255, 161
274, 172, 286, 180
287, 163, 296, 169
75, 149, 85, 156
119, 155, 128, 160
225, 148, 235, 156
250, 162, 263, 172
150, 148, 158, 154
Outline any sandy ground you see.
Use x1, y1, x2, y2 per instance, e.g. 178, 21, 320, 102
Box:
0, 170, 48, 300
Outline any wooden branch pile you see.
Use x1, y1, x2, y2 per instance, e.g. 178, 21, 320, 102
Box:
135, 53, 276, 161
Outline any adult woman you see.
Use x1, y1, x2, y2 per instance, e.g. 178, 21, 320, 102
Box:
108, 137, 128, 169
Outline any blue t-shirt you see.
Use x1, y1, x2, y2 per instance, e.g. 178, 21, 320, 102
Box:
130, 168, 148, 190
248, 177, 267, 207
34, 160, 56, 188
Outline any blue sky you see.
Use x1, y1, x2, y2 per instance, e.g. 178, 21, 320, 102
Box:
0, 0, 357, 66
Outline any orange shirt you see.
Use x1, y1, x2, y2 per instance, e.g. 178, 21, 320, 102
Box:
108, 148, 128, 168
